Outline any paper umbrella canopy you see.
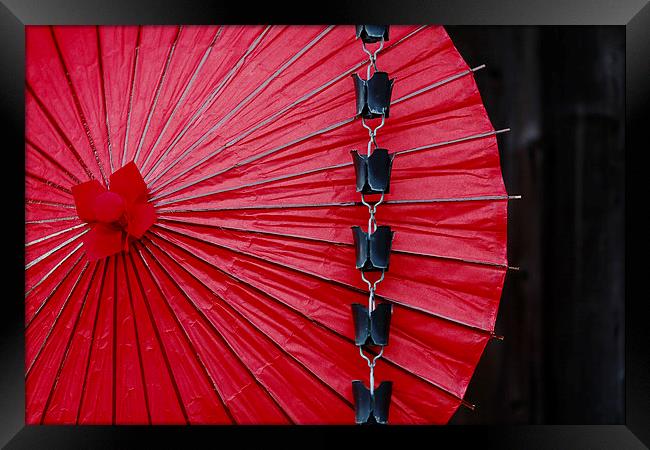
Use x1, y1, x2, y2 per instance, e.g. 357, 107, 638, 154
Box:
25, 25, 512, 425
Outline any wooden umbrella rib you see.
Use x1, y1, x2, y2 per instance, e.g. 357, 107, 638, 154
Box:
120, 252, 152, 424
25, 229, 88, 271
156, 194, 518, 215
138, 238, 295, 424
76, 258, 109, 424
146, 25, 428, 195
152, 129, 506, 208
121, 25, 142, 167
25, 242, 83, 298
153, 161, 350, 206
26, 138, 82, 185
152, 222, 494, 330
133, 243, 237, 424
49, 26, 108, 187
156, 216, 509, 269
26, 252, 84, 329
144, 26, 272, 183
149, 117, 354, 202
111, 256, 118, 424
25, 261, 90, 379
385, 194, 517, 205
133, 26, 183, 166
145, 232, 473, 407
396, 128, 509, 157
26, 224, 86, 248
140, 26, 224, 173
96, 26, 114, 174
39, 261, 99, 424
126, 251, 190, 424
152, 223, 494, 334
26, 172, 73, 195
26, 199, 76, 209
147, 26, 334, 193
150, 63, 483, 204
392, 64, 485, 106
157, 201, 357, 214
142, 233, 355, 413
25, 83, 95, 181
26, 216, 79, 224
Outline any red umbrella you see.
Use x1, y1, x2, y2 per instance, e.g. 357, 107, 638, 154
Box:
25, 24, 511, 424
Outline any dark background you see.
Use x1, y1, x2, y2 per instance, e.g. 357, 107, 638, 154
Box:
447, 26, 626, 425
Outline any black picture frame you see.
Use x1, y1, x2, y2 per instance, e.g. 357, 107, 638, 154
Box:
1, 0, 647, 448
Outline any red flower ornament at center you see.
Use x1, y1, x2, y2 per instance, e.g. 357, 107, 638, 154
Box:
72, 162, 156, 260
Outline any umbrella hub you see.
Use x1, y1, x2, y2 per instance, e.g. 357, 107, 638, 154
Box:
71, 162, 156, 260
94, 191, 125, 224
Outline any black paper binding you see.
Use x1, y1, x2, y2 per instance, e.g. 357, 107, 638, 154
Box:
352, 303, 393, 346
355, 25, 390, 44
352, 380, 393, 424
351, 225, 394, 271
352, 72, 394, 119
351, 148, 395, 194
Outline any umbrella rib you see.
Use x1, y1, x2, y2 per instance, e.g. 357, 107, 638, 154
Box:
120, 252, 152, 424
397, 128, 508, 156
26, 222, 86, 252
121, 26, 142, 167
140, 26, 224, 173
393, 64, 485, 105
139, 239, 295, 424
112, 256, 118, 424
376, 351, 476, 410
132, 243, 237, 424
25, 242, 83, 298
126, 250, 190, 424
143, 234, 355, 412
166, 58, 476, 199
26, 138, 82, 185
155, 160, 349, 205
25, 229, 88, 271
150, 118, 353, 202
150, 56, 479, 204
156, 217, 509, 269
146, 231, 474, 407
156, 194, 518, 215
96, 26, 114, 174
26, 172, 72, 195
132, 26, 183, 166
25, 83, 95, 181
150, 61, 482, 202
26, 252, 84, 329
147, 25, 335, 191
146, 25, 428, 195
49, 26, 108, 187
76, 258, 110, 424
386, 195, 520, 204
153, 128, 505, 207
151, 224, 493, 336
27, 216, 79, 224
143, 26, 271, 182
39, 261, 99, 424
159, 201, 357, 214
25, 261, 90, 379
26, 199, 75, 209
